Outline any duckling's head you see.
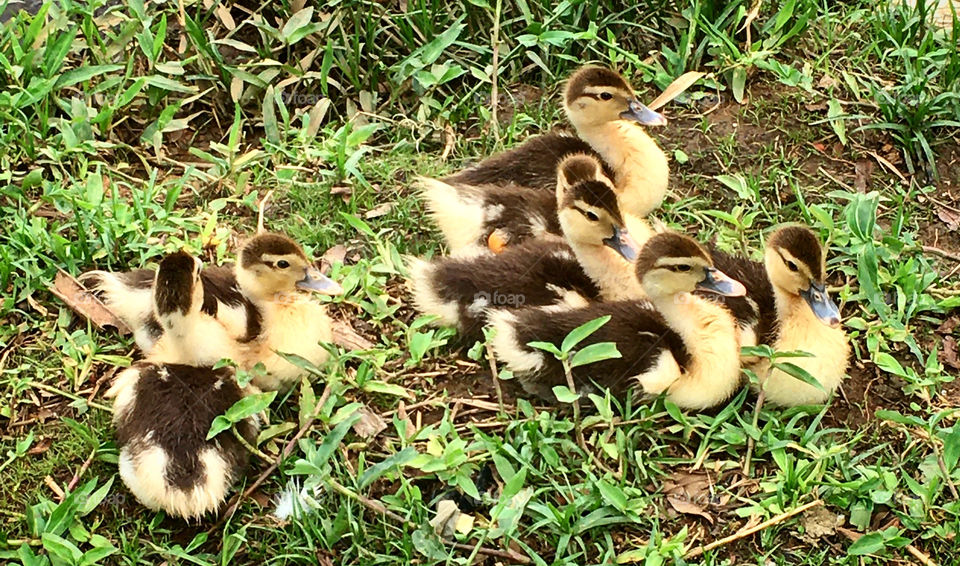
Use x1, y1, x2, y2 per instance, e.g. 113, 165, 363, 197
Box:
636, 233, 747, 299
154, 251, 204, 318
236, 233, 343, 302
563, 65, 666, 130
765, 226, 841, 327
555, 154, 639, 261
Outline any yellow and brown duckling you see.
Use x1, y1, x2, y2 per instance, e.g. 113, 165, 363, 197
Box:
710, 225, 849, 405
489, 232, 748, 410
410, 154, 644, 339
106, 251, 260, 520
420, 65, 668, 254
83, 233, 343, 391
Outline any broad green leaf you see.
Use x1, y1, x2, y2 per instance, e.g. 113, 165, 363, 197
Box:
570, 342, 621, 368
847, 532, 886, 556
527, 340, 562, 357
313, 412, 362, 468
359, 446, 419, 489
561, 315, 611, 353
597, 479, 628, 512
552, 385, 580, 404
262, 85, 280, 145
828, 98, 847, 145
771, 361, 825, 392
41, 533, 82, 564
281, 7, 315, 43
55, 65, 123, 89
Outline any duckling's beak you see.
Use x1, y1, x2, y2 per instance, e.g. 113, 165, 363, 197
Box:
696, 267, 747, 297
297, 266, 343, 295
621, 99, 667, 126
602, 226, 640, 261
801, 282, 841, 327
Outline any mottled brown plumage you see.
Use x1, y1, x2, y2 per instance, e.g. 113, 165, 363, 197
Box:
114, 363, 256, 493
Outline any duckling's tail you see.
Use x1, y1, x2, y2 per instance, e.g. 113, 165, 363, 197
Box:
415, 177, 486, 254
486, 309, 547, 374
80, 270, 157, 351
407, 257, 461, 327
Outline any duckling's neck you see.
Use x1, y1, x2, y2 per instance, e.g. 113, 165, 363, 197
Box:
765, 287, 850, 404
574, 121, 669, 218
567, 241, 643, 301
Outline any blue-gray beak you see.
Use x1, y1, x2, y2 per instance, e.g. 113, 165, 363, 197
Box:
696, 267, 747, 297
602, 225, 640, 261
801, 282, 841, 327
620, 99, 667, 126
296, 266, 343, 296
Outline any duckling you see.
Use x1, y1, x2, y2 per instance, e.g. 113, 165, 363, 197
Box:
231, 234, 340, 391
410, 154, 644, 339
709, 226, 849, 405
488, 232, 748, 410
82, 233, 343, 391
420, 65, 668, 254
106, 251, 260, 520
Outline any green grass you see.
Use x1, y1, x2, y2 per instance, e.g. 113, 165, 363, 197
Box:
1, 0, 959, 564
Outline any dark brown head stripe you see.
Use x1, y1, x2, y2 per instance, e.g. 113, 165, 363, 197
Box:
155, 251, 197, 316
559, 155, 599, 186
769, 226, 824, 279
240, 233, 307, 268
635, 233, 711, 276
565, 180, 624, 226
564, 66, 633, 106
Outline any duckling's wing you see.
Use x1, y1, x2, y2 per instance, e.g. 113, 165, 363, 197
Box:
80, 269, 158, 351
447, 134, 613, 190
411, 241, 600, 340
198, 264, 260, 341
473, 184, 562, 246
489, 300, 687, 400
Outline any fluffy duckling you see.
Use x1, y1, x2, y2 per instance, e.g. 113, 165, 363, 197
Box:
421, 65, 668, 254
232, 234, 340, 391
410, 154, 644, 339
489, 232, 748, 410
710, 226, 849, 405
106, 251, 260, 520
83, 233, 342, 391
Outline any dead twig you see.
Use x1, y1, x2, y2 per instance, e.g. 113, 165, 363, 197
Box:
684, 499, 823, 559
66, 448, 97, 492
257, 189, 275, 234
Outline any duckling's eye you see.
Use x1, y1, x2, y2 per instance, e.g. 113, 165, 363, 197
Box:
277, 260, 290, 269
599, 92, 613, 101
675, 264, 692, 272
786, 260, 799, 272
584, 210, 600, 222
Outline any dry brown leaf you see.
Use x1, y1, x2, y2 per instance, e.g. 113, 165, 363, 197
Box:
215, 4, 236, 30
352, 406, 387, 439
27, 437, 53, 456
364, 203, 393, 219
941, 336, 959, 370
331, 319, 375, 350
938, 208, 960, 231
938, 316, 959, 334
797, 505, 844, 543
50, 270, 130, 334
854, 159, 874, 193
666, 494, 714, 524
321, 244, 348, 271
646, 71, 706, 111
